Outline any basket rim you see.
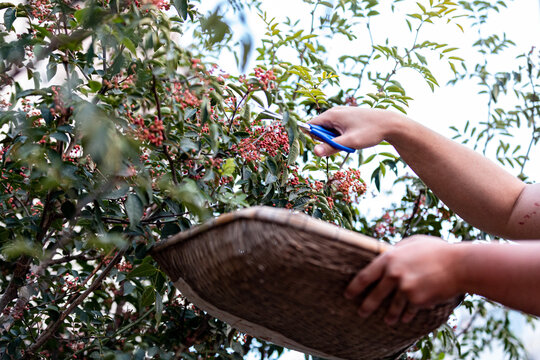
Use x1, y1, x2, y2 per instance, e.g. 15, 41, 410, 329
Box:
151, 206, 390, 255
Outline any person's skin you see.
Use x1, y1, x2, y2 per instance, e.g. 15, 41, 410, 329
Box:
308, 107, 540, 324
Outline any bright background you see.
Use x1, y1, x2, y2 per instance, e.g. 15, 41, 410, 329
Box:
193, 0, 540, 358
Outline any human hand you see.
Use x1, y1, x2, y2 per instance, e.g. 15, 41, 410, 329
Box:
344, 235, 463, 325
308, 107, 404, 157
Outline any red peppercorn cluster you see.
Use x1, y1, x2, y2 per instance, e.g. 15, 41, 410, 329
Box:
126, 107, 165, 147
28, 0, 53, 25
20, 99, 41, 120
326, 196, 335, 209
66, 341, 85, 353
149, 0, 170, 10
311, 180, 324, 191
253, 68, 277, 91
31, 200, 43, 216
63, 144, 82, 163
330, 169, 367, 203
4, 301, 29, 321
103, 70, 136, 90
115, 261, 133, 272
344, 95, 358, 106
374, 211, 397, 237
172, 82, 201, 109
61, 273, 81, 293
232, 123, 289, 162
191, 58, 203, 70
49, 86, 73, 118
0, 97, 11, 109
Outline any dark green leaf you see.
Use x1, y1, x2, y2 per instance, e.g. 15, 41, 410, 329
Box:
47, 60, 57, 81
140, 287, 155, 308
126, 194, 143, 228
128, 261, 158, 278
288, 139, 300, 166
172, 0, 188, 19
123, 281, 135, 295
50, 132, 69, 143
161, 222, 180, 239
155, 292, 163, 326
4, 8, 16, 31
61, 200, 76, 219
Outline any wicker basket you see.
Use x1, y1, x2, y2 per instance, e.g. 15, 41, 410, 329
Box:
151, 206, 460, 360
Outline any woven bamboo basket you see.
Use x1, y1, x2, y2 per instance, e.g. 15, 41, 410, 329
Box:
151, 206, 461, 360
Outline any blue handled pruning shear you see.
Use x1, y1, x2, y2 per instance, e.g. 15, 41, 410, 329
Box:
255, 105, 355, 153
296, 122, 355, 153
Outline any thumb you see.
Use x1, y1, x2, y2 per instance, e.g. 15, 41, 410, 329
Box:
313, 134, 351, 157
314, 143, 338, 157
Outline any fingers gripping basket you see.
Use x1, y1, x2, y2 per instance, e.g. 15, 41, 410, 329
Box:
151, 206, 460, 360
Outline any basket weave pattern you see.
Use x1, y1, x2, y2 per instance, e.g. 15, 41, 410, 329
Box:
152, 207, 460, 360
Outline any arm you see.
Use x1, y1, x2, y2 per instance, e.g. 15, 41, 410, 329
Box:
344, 236, 540, 324
309, 107, 539, 239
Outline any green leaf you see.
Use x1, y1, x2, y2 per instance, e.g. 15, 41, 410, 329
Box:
50, 132, 69, 143
47, 60, 57, 81
129, 261, 158, 278
126, 194, 143, 229
222, 158, 236, 177
264, 172, 278, 185
155, 292, 163, 326
172, 0, 188, 20
266, 157, 277, 174
363, 153, 376, 164
122, 37, 137, 55
240, 35, 253, 72
140, 287, 155, 308
4, 7, 16, 31
379, 162, 386, 176
109, 52, 125, 77
288, 139, 300, 166
123, 281, 135, 296
200, 99, 210, 124
87, 80, 101, 92
61, 200, 76, 219
161, 222, 180, 239
179, 138, 198, 152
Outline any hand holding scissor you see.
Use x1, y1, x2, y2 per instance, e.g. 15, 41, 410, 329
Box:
255, 105, 355, 153
296, 122, 355, 153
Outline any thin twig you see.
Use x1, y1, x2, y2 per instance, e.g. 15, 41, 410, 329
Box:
456, 309, 481, 338
101, 211, 188, 225
402, 188, 424, 238
46, 253, 102, 266
0, 182, 31, 217
228, 90, 250, 132
519, 53, 540, 176
291, 2, 319, 102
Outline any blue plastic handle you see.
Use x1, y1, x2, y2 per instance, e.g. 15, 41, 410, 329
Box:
308, 124, 355, 153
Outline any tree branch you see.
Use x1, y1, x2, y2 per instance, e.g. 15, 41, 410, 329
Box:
152, 72, 179, 185
0, 256, 32, 313
23, 248, 126, 358
46, 253, 101, 266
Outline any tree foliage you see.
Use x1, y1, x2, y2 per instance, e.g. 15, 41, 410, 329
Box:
0, 0, 538, 359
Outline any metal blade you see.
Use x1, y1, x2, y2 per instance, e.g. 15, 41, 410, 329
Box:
297, 122, 310, 130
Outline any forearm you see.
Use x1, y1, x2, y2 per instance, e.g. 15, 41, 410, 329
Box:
453, 241, 540, 316
385, 114, 525, 238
